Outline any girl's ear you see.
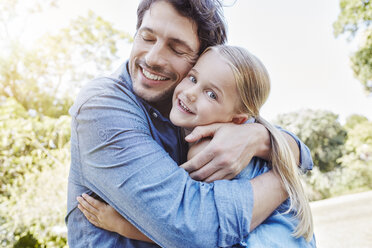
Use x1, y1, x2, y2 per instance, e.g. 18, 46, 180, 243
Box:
232, 113, 249, 124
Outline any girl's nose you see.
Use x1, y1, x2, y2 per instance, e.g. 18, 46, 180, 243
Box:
185, 87, 197, 102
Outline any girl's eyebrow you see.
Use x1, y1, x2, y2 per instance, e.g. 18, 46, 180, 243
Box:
189, 68, 198, 75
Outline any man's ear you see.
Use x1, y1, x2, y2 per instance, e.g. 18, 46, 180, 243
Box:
232, 113, 249, 124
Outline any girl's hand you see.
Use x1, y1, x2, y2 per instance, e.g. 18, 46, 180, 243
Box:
77, 193, 124, 233
77, 194, 154, 243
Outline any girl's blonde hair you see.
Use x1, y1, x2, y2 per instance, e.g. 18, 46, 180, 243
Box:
205, 45, 313, 241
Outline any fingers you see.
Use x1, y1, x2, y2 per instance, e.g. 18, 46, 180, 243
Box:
82, 193, 106, 209
185, 123, 222, 142
189, 161, 219, 181
77, 195, 99, 216
77, 203, 99, 226
180, 148, 214, 173
204, 170, 235, 183
190, 161, 237, 183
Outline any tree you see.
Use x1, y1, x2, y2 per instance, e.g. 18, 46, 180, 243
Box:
0, 2, 132, 117
0, 98, 70, 247
343, 114, 369, 130
274, 109, 347, 172
0, 1, 133, 246
338, 118, 372, 192
333, 0, 372, 93
0, 0, 58, 43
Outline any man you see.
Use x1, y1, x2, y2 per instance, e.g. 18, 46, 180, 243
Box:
66, 0, 313, 247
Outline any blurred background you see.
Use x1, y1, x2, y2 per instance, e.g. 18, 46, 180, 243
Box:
0, 0, 371, 247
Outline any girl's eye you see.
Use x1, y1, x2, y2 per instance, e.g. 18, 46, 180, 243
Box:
206, 91, 217, 100
188, 75, 197, 84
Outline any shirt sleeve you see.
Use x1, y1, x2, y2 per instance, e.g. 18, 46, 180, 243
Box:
72, 85, 252, 247
276, 126, 314, 173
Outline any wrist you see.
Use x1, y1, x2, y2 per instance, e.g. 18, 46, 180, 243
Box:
251, 123, 271, 160
115, 217, 129, 236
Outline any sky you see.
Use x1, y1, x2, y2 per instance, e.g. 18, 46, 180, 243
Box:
19, 0, 372, 123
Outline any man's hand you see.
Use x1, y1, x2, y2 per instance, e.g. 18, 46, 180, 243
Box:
180, 122, 271, 182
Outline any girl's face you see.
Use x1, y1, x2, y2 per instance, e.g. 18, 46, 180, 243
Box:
170, 49, 247, 129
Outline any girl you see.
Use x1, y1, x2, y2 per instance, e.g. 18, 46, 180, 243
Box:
78, 45, 315, 247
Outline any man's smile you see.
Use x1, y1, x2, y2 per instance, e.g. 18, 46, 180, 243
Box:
142, 68, 168, 81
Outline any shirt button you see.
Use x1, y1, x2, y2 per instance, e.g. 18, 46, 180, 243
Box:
152, 111, 158, 118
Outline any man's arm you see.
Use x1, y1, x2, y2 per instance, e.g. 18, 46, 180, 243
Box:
74, 89, 255, 247
76, 173, 285, 242
181, 122, 312, 231
186, 136, 290, 232
182, 122, 312, 180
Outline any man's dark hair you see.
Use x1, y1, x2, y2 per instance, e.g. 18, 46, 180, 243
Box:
136, 0, 227, 54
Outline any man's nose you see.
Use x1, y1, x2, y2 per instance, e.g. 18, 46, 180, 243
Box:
145, 42, 167, 68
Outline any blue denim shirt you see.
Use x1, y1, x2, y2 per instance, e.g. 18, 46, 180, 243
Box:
235, 158, 316, 247
66, 62, 314, 248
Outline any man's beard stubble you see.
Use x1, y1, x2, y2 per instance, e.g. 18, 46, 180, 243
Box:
132, 58, 178, 104
133, 82, 175, 104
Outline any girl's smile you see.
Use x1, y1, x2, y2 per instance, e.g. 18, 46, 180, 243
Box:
170, 49, 247, 129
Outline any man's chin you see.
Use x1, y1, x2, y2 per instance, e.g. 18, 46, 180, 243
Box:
133, 85, 171, 103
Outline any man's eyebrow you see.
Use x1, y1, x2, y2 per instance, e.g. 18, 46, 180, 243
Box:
138, 27, 154, 34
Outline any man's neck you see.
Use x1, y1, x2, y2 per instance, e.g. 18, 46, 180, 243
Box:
151, 96, 173, 118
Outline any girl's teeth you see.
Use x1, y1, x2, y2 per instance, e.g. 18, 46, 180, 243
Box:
142, 69, 167, 81
180, 100, 192, 113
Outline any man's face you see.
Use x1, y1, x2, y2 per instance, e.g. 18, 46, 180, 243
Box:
129, 1, 200, 104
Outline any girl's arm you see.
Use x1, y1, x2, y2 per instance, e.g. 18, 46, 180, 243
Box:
77, 194, 154, 243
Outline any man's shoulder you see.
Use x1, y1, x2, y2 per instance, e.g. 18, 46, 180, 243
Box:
69, 76, 139, 117
82, 75, 134, 99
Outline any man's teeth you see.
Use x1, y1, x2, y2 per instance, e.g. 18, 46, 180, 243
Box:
179, 100, 192, 113
142, 69, 167, 81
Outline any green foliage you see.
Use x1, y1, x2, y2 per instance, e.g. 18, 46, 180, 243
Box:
275, 109, 372, 200
0, 98, 70, 194
275, 109, 347, 172
333, 0, 372, 93
350, 27, 372, 92
333, 0, 372, 37
0, 1, 133, 245
344, 114, 369, 130
0, 98, 70, 247
0, 6, 132, 118
13, 232, 41, 248
0, 46, 74, 118
338, 120, 372, 190
306, 119, 372, 200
